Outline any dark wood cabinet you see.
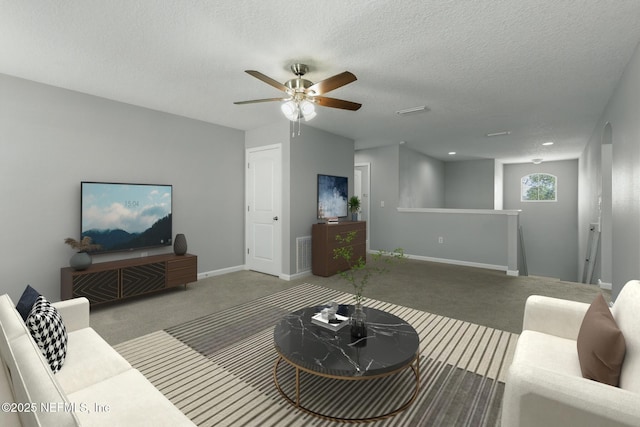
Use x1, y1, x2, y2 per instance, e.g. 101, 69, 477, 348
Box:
312, 221, 366, 277
61, 253, 197, 305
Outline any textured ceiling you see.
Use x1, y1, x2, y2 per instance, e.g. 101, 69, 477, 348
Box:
2, 1, 640, 163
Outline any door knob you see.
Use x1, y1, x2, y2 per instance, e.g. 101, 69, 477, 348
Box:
273, 216, 279, 221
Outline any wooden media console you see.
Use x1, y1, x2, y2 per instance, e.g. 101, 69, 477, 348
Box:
61, 253, 197, 305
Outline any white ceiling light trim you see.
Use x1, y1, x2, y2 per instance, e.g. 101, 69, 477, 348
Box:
396, 105, 428, 115
486, 131, 512, 137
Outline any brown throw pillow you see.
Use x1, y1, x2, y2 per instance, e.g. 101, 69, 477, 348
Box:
577, 293, 626, 386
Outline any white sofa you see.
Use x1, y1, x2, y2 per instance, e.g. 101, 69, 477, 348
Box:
0, 294, 195, 427
502, 280, 640, 427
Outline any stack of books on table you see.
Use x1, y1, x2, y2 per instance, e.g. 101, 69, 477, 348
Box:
311, 312, 350, 331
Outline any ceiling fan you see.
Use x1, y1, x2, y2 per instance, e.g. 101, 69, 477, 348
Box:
234, 63, 361, 122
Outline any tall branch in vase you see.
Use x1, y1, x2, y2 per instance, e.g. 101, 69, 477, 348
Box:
333, 230, 405, 305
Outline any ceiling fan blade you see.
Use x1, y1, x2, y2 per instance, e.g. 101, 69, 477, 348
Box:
314, 96, 362, 111
245, 70, 289, 93
234, 97, 288, 105
307, 71, 357, 95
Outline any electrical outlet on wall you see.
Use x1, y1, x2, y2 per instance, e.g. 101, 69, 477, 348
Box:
438, 237, 444, 244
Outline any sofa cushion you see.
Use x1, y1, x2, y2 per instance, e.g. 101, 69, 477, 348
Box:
0, 295, 29, 341
25, 296, 68, 373
2, 331, 79, 427
0, 361, 21, 427
68, 368, 195, 426
612, 280, 640, 392
15, 285, 41, 321
55, 327, 132, 394
577, 293, 626, 386
515, 330, 583, 376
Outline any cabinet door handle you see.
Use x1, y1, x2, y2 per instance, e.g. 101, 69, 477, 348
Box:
273, 216, 279, 221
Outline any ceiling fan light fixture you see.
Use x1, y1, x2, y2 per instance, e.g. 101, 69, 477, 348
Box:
237, 64, 360, 124
281, 99, 317, 122
281, 100, 299, 121
299, 99, 316, 121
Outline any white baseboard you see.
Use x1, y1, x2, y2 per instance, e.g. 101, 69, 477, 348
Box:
377, 251, 511, 274
197, 265, 245, 280
598, 279, 612, 290
204, 255, 514, 281
206, 264, 312, 281
280, 270, 312, 281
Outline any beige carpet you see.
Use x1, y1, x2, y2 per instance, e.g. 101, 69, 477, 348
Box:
91, 258, 608, 346
114, 284, 517, 426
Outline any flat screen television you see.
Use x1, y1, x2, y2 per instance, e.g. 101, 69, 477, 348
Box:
317, 174, 348, 220
81, 181, 172, 253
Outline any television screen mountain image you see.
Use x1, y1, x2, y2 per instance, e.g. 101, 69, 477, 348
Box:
81, 182, 172, 253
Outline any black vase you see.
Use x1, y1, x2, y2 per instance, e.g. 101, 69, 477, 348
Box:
350, 304, 367, 340
173, 234, 187, 255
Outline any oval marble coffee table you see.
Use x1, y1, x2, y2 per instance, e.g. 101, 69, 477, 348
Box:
273, 305, 420, 422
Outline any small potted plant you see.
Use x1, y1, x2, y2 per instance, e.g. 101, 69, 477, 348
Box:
64, 237, 101, 270
348, 196, 361, 221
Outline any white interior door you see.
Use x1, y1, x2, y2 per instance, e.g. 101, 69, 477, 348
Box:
355, 163, 370, 252
354, 169, 362, 206
246, 145, 282, 276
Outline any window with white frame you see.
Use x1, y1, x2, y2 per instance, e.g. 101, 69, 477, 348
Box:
521, 173, 557, 202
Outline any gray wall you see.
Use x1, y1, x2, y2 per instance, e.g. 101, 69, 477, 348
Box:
398, 148, 496, 210
504, 160, 579, 281
444, 159, 496, 209
0, 74, 245, 302
356, 146, 516, 270
289, 125, 354, 276
399, 146, 444, 208
494, 160, 504, 210
579, 40, 640, 298
355, 146, 401, 250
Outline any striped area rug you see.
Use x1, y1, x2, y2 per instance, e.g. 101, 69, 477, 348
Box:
113, 283, 517, 426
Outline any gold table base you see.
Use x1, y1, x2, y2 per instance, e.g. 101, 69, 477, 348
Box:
273, 352, 420, 423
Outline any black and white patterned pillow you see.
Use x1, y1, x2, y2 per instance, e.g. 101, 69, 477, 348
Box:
25, 296, 68, 373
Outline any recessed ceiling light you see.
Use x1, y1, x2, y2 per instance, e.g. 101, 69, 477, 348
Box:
532, 158, 543, 164
542, 141, 554, 146
448, 151, 456, 155
486, 131, 511, 137
396, 105, 429, 115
